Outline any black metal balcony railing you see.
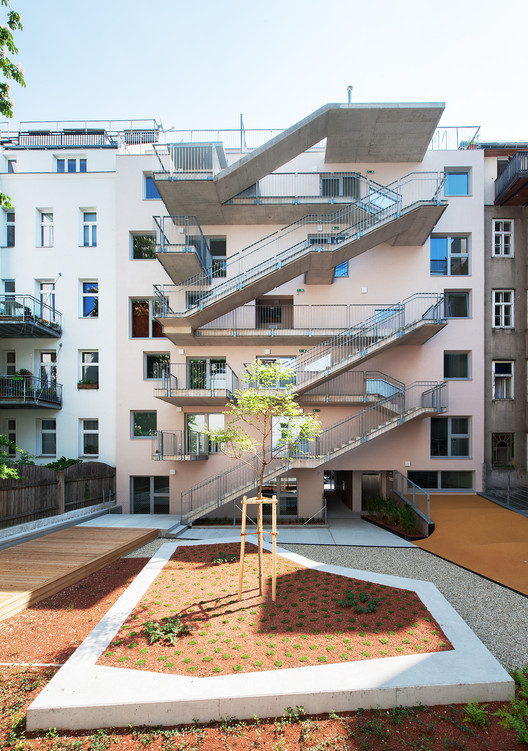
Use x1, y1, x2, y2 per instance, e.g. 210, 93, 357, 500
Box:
0, 374, 63, 406
495, 151, 528, 202
0, 294, 62, 336
153, 430, 209, 460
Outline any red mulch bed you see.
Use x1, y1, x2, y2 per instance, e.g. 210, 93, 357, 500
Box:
98, 542, 452, 676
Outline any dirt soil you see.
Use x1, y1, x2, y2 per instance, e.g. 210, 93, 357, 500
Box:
98, 542, 452, 676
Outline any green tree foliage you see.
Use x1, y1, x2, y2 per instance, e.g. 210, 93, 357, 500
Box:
205, 361, 322, 498
0, 433, 34, 479
0, 0, 24, 208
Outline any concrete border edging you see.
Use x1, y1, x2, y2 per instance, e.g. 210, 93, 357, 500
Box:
26, 536, 514, 731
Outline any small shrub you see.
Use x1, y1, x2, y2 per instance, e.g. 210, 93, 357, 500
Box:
463, 698, 490, 727
144, 616, 191, 646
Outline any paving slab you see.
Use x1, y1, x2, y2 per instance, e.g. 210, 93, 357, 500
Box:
26, 537, 513, 731
79, 514, 182, 532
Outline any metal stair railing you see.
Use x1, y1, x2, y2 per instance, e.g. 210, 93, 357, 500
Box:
154, 172, 445, 320
279, 293, 444, 392
180, 380, 446, 523
153, 215, 213, 275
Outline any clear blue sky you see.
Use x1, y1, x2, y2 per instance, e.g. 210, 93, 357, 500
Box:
8, 0, 528, 140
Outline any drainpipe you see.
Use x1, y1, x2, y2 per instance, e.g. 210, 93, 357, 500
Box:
347, 86, 353, 104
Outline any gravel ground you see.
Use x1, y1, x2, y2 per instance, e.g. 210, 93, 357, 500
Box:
125, 538, 528, 670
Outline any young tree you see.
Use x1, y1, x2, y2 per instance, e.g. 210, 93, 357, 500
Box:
0, 433, 33, 479
205, 361, 322, 499
0, 0, 24, 208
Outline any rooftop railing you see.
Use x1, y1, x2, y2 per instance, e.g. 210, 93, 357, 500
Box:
429, 126, 480, 151
0, 294, 62, 334
153, 172, 444, 322
495, 151, 528, 201
0, 119, 161, 148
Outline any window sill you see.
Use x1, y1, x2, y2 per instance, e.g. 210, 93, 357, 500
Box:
77, 383, 98, 390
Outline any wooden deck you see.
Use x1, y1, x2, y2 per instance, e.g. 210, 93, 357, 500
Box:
0, 526, 158, 622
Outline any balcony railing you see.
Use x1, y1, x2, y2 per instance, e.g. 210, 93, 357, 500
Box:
393, 470, 431, 524
152, 143, 225, 180
495, 151, 528, 202
153, 215, 213, 273
0, 294, 62, 336
154, 172, 445, 321
153, 430, 209, 461
429, 126, 480, 151
0, 374, 63, 406
154, 361, 239, 399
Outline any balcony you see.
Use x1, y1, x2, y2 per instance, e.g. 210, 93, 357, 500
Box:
153, 430, 209, 461
495, 152, 528, 205
0, 295, 62, 338
298, 371, 404, 406
0, 374, 63, 408
154, 216, 213, 284
153, 361, 239, 406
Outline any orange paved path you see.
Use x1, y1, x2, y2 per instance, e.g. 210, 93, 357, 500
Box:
416, 494, 528, 596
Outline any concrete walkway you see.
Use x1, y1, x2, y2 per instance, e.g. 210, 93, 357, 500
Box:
79, 502, 415, 548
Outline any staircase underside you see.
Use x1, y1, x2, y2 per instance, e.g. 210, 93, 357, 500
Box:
157, 202, 446, 335
156, 249, 206, 285
154, 389, 233, 407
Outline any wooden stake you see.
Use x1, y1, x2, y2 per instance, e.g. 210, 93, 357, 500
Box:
271, 495, 277, 602
237, 496, 247, 601
257, 502, 263, 596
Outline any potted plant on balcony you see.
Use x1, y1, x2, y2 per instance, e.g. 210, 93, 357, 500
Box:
77, 378, 98, 390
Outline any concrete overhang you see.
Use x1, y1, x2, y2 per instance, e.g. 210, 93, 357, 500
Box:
154, 103, 445, 215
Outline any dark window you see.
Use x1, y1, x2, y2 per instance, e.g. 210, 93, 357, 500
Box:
6, 211, 14, 247
132, 411, 157, 438
445, 291, 469, 318
492, 433, 514, 467
145, 353, 170, 379
407, 471, 439, 489
132, 234, 156, 260
131, 299, 163, 338
145, 176, 161, 200
444, 352, 469, 379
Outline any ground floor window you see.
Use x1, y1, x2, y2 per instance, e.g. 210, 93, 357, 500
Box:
131, 476, 169, 514
492, 433, 514, 467
407, 470, 473, 490
260, 476, 298, 516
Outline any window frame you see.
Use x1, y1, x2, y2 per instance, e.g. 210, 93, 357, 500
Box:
492, 289, 514, 328
492, 360, 514, 400
444, 290, 470, 319
430, 234, 470, 276
431, 416, 470, 458
57, 157, 87, 173
39, 418, 56, 457
492, 433, 514, 467
144, 352, 170, 380
81, 281, 99, 318
444, 169, 470, 196
492, 219, 514, 257
80, 418, 99, 457
130, 298, 164, 338
82, 210, 97, 247
144, 175, 161, 200
443, 351, 470, 380
5, 210, 14, 247
80, 350, 99, 387
334, 261, 349, 278
38, 210, 54, 248
131, 411, 157, 439
131, 232, 156, 260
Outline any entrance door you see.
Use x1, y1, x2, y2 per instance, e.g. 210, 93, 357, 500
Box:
132, 476, 170, 514
361, 473, 381, 510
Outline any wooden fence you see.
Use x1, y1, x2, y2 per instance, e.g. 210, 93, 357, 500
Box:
0, 462, 116, 529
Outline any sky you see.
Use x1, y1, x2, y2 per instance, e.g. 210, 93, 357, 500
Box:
7, 0, 528, 141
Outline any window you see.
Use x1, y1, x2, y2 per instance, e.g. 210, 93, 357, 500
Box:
5, 351, 15, 376
81, 419, 99, 456
492, 361, 513, 399
408, 470, 473, 490
82, 211, 97, 247
57, 157, 86, 173
335, 261, 349, 277
40, 352, 57, 386
188, 358, 227, 389
130, 299, 163, 338
5, 211, 14, 247
131, 233, 156, 260
209, 238, 227, 278
145, 176, 161, 200
131, 411, 157, 438
321, 174, 359, 199
444, 352, 470, 379
492, 220, 513, 257
7, 159, 16, 173
444, 170, 470, 196
7, 419, 16, 456
80, 351, 99, 386
131, 476, 169, 514
260, 476, 298, 516
144, 353, 170, 379
82, 282, 98, 317
431, 417, 470, 457
444, 291, 470, 318
430, 236, 469, 275
40, 419, 56, 456
186, 413, 224, 453
39, 212, 54, 247
492, 290, 514, 328
492, 433, 514, 467
39, 282, 56, 321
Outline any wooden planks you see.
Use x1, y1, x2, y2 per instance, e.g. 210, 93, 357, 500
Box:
0, 526, 157, 622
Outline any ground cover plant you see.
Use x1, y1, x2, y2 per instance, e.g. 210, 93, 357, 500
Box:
0, 548, 525, 749
98, 542, 452, 676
